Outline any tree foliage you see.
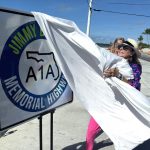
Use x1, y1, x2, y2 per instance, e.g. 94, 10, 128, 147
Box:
138, 28, 150, 49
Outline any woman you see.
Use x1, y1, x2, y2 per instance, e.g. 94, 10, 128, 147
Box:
86, 39, 142, 150
105, 39, 142, 90
107, 37, 125, 54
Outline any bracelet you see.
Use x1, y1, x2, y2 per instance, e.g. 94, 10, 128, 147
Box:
116, 73, 123, 80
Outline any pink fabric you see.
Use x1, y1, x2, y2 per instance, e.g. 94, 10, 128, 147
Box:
86, 117, 101, 150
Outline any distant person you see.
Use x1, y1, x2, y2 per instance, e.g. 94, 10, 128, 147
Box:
86, 38, 142, 150
107, 37, 125, 54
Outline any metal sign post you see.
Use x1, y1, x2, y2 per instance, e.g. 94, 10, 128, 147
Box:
50, 110, 55, 150
38, 109, 55, 150
39, 116, 43, 150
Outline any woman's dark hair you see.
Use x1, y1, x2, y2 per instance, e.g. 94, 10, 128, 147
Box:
128, 50, 142, 70
118, 40, 141, 68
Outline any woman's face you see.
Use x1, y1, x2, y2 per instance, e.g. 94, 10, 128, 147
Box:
118, 46, 133, 59
117, 39, 124, 45
114, 40, 124, 54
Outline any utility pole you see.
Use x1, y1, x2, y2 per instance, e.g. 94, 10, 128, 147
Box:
86, 0, 93, 36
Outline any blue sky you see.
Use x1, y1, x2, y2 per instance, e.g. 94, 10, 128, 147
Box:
0, 0, 150, 43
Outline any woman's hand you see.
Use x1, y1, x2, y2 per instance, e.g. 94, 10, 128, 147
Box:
104, 68, 128, 83
104, 68, 119, 78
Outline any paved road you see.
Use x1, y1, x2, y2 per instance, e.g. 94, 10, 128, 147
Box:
140, 58, 150, 98
141, 53, 150, 62
0, 57, 150, 150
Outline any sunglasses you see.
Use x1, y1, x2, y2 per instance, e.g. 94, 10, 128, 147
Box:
118, 45, 134, 52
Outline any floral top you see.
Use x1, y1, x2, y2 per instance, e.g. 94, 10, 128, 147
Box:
128, 63, 142, 91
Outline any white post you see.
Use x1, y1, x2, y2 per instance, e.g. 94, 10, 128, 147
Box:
86, 0, 93, 36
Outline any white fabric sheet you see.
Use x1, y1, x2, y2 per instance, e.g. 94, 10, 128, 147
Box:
33, 12, 150, 150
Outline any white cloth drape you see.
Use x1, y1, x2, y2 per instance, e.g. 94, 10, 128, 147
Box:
33, 12, 150, 150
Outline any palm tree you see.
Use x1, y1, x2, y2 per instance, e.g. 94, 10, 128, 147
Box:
138, 35, 143, 43
138, 35, 144, 50
142, 28, 150, 46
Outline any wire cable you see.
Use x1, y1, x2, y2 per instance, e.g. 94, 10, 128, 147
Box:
108, 2, 150, 6
93, 9, 150, 18
86, 0, 150, 18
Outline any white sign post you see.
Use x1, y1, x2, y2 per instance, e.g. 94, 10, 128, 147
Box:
0, 7, 73, 150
